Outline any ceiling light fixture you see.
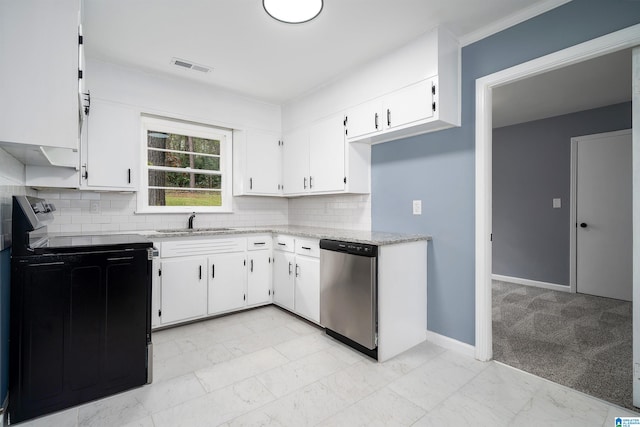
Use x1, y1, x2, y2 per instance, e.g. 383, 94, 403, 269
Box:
263, 0, 323, 24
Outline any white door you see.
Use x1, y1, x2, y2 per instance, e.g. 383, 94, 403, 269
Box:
575, 129, 632, 301
346, 99, 383, 141
273, 251, 295, 311
160, 257, 207, 324
208, 253, 247, 314
282, 127, 310, 194
86, 100, 137, 189
632, 45, 640, 408
309, 114, 345, 193
383, 79, 434, 130
246, 129, 281, 195
294, 256, 320, 322
247, 250, 272, 306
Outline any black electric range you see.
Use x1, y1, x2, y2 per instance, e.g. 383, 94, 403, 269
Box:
8, 195, 153, 424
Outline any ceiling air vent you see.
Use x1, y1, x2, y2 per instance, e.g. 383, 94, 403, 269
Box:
170, 57, 212, 73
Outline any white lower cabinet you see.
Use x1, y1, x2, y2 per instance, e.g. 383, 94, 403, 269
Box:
294, 255, 320, 323
160, 257, 208, 324
273, 235, 320, 323
154, 234, 317, 328
247, 250, 272, 306
273, 250, 295, 311
208, 252, 247, 314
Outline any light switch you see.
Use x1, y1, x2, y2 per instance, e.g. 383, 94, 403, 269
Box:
90, 201, 101, 214
412, 200, 422, 215
552, 198, 561, 209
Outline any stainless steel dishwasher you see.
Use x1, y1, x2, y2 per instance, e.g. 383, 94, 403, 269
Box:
320, 239, 378, 359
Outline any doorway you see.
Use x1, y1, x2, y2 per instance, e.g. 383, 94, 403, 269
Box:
475, 24, 640, 405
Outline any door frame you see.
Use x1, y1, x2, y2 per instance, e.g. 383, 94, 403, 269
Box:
474, 23, 640, 362
569, 129, 633, 297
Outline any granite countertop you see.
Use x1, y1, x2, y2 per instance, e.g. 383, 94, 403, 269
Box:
140, 225, 431, 245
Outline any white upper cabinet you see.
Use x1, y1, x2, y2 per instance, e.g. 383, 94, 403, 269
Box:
0, 0, 83, 151
383, 78, 435, 130
345, 99, 384, 141
309, 114, 345, 193
289, 26, 460, 147
283, 113, 370, 197
234, 129, 282, 196
81, 99, 138, 190
282, 127, 310, 195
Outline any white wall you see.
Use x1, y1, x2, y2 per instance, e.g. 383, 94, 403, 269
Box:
88, 59, 282, 133
0, 148, 33, 249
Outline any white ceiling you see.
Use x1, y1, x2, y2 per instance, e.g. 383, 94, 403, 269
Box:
492, 48, 632, 128
84, 0, 567, 104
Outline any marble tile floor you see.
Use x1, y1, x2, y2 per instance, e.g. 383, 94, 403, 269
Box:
12, 306, 640, 427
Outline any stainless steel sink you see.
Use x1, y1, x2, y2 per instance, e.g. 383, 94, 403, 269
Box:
156, 227, 233, 233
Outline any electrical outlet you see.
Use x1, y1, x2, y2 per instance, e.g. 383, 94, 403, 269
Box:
412, 200, 422, 215
553, 198, 561, 209
90, 201, 101, 214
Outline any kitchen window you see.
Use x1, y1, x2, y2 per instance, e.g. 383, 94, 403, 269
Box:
138, 116, 233, 213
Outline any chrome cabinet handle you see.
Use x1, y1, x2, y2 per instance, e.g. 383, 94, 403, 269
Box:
309, 176, 313, 189
387, 109, 391, 126
288, 262, 292, 275
295, 264, 300, 277
250, 259, 254, 272
304, 177, 307, 189
375, 112, 379, 129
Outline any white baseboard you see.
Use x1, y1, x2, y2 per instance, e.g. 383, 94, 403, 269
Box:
492, 274, 571, 293
425, 330, 475, 358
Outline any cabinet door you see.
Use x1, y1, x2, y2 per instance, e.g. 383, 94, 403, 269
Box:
384, 79, 435, 130
208, 253, 247, 314
160, 257, 207, 324
84, 100, 137, 189
0, 0, 79, 150
346, 99, 383, 141
309, 114, 345, 193
247, 250, 272, 306
273, 251, 295, 311
294, 256, 320, 323
282, 127, 310, 194
246, 130, 282, 195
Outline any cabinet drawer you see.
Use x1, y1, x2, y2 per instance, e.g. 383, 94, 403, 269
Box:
295, 238, 320, 258
247, 235, 273, 251
161, 237, 246, 257
273, 235, 295, 252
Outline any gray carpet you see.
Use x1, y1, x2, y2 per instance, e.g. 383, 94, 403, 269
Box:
492, 280, 634, 410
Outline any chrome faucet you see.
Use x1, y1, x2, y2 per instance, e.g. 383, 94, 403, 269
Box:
188, 212, 196, 229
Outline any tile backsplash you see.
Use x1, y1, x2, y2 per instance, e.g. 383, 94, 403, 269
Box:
36, 190, 290, 234
288, 194, 371, 231
35, 190, 372, 234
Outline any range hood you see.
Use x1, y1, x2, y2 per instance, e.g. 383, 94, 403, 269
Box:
0, 141, 78, 169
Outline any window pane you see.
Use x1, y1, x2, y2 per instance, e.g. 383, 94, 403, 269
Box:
148, 189, 221, 207
147, 151, 220, 171
147, 131, 220, 155
149, 170, 222, 189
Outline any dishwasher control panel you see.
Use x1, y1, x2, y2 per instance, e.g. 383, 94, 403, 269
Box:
319, 239, 378, 257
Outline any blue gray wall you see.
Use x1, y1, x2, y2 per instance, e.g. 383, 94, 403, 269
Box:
492, 102, 632, 286
371, 0, 640, 345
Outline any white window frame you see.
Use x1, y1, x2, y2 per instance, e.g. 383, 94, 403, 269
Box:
137, 115, 233, 213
